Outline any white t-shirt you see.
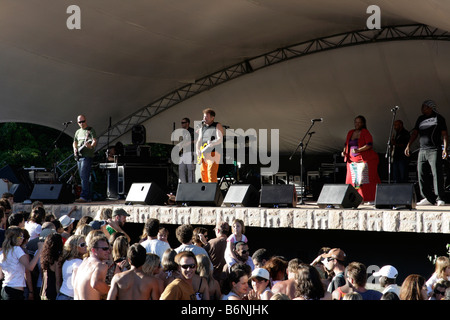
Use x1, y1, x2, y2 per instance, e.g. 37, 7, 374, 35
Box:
140, 238, 171, 260
0, 246, 26, 288
59, 258, 83, 297
25, 221, 42, 241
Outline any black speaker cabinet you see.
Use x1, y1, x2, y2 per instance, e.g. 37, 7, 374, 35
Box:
317, 184, 363, 209
125, 183, 167, 205
375, 183, 416, 209
223, 184, 260, 207
175, 183, 223, 206
29, 184, 74, 204
132, 125, 146, 145
260, 184, 296, 208
9, 184, 30, 203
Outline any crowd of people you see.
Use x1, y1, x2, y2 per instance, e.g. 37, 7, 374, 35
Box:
0, 196, 449, 301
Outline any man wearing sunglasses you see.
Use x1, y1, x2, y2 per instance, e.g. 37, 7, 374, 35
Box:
73, 114, 97, 203
73, 235, 110, 300
160, 251, 197, 300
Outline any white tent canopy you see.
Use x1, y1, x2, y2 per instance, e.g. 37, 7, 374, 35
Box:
1, 0, 449, 156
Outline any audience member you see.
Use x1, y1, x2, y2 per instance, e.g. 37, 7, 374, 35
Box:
25, 207, 46, 241
252, 248, 271, 268
57, 235, 87, 300
373, 265, 400, 298
105, 208, 131, 242
73, 234, 111, 300
0, 226, 43, 300
322, 248, 347, 293
248, 267, 273, 300
7, 212, 25, 228
293, 264, 331, 300
204, 221, 229, 281
158, 248, 181, 288
107, 244, 161, 300
40, 233, 64, 300
335, 262, 382, 300
221, 265, 249, 300
160, 251, 198, 300
140, 218, 171, 261
264, 256, 288, 286
59, 214, 75, 244
225, 219, 247, 267
196, 254, 221, 300
399, 274, 428, 300
428, 279, 449, 300
174, 224, 210, 258
193, 226, 209, 247
272, 258, 302, 299
425, 256, 450, 297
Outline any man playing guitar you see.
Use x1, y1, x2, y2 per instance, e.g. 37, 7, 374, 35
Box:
73, 114, 97, 202
196, 108, 224, 183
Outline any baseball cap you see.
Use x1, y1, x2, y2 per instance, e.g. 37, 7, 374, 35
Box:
321, 248, 346, 262
250, 268, 270, 281
113, 208, 130, 217
89, 220, 107, 230
39, 228, 56, 242
373, 265, 398, 279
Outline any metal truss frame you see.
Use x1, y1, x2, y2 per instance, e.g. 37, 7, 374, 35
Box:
56, 24, 449, 180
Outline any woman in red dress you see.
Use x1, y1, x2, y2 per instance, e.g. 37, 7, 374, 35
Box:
342, 115, 381, 203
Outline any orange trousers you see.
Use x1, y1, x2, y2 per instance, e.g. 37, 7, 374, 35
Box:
200, 152, 220, 183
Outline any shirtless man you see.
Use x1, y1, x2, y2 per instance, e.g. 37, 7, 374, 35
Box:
107, 244, 161, 300
271, 258, 302, 299
73, 235, 111, 300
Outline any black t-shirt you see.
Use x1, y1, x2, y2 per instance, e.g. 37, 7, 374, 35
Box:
414, 112, 447, 150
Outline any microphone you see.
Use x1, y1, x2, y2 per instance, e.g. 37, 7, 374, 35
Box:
63, 121, 73, 125
391, 106, 399, 112
311, 118, 323, 122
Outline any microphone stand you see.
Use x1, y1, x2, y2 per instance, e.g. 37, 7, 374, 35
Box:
289, 120, 318, 205
385, 107, 398, 184
47, 122, 71, 182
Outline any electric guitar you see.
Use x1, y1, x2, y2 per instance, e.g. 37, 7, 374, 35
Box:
74, 130, 92, 161
197, 142, 216, 164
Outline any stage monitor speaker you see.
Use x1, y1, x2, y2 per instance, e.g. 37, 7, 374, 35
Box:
317, 184, 363, 209
260, 184, 296, 208
29, 184, 74, 204
9, 184, 30, 203
132, 125, 146, 145
375, 183, 416, 209
175, 183, 223, 206
125, 183, 167, 205
223, 184, 259, 207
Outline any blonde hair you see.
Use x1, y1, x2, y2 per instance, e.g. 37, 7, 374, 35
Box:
142, 253, 161, 275
60, 235, 85, 263
435, 256, 450, 279
343, 292, 363, 300
232, 219, 245, 234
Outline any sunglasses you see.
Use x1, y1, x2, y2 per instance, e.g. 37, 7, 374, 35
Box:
180, 264, 196, 270
94, 246, 110, 251
181, 121, 188, 124
241, 250, 249, 254
78, 120, 86, 123
78, 242, 87, 248
434, 289, 445, 295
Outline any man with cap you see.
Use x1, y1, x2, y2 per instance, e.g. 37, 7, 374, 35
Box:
405, 99, 448, 206
105, 208, 131, 242
322, 248, 347, 293
59, 214, 75, 243
373, 265, 400, 298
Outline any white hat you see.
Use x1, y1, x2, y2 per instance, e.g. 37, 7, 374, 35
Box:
59, 214, 75, 228
373, 265, 398, 279
250, 268, 270, 281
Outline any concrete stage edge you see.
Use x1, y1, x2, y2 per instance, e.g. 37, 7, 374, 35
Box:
13, 201, 449, 283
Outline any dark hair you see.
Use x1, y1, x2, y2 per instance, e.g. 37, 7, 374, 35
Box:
8, 212, 24, 227
144, 218, 160, 238
182, 117, 190, 124
202, 108, 216, 117
30, 207, 46, 224
346, 262, 367, 287
127, 243, 147, 268
355, 115, 367, 129
40, 233, 64, 271
176, 224, 193, 244
295, 264, 325, 300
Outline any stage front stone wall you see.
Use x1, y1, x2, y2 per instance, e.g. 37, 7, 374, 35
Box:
13, 203, 450, 234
